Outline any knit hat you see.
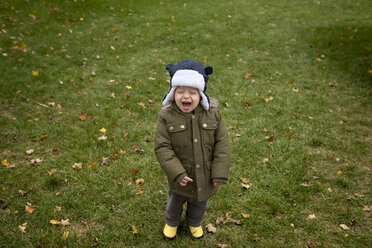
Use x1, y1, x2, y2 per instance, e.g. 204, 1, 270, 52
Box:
162, 60, 213, 110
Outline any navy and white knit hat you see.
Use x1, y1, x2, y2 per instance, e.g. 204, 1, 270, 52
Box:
162, 60, 213, 110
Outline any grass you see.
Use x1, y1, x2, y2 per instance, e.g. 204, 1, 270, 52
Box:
0, 0, 371, 247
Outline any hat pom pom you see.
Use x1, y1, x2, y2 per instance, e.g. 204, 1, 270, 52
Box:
205, 66, 213, 75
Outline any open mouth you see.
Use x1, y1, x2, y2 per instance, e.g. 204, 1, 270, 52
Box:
182, 101, 192, 108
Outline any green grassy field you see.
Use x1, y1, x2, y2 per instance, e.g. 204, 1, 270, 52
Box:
1, 0, 371, 247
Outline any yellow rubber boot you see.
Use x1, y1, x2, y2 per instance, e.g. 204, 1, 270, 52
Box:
189, 226, 204, 239
163, 224, 177, 240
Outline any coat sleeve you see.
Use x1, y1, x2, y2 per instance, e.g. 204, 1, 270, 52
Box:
211, 111, 231, 181
154, 114, 187, 183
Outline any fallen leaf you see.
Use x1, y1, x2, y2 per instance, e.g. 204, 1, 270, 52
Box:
39, 134, 48, 141
120, 150, 127, 155
250, 233, 260, 242
50, 219, 61, 225
218, 243, 228, 248
72, 162, 82, 170
126, 85, 132, 90
244, 73, 253, 79
48, 169, 57, 175
98, 135, 107, 141
88, 162, 96, 169
2, 160, 10, 167
32, 70, 39, 76
363, 205, 371, 211
25, 205, 35, 214
353, 193, 364, 198
30, 158, 42, 165
62, 231, 69, 240
307, 214, 316, 220
131, 225, 138, 234
26, 149, 34, 155
337, 169, 342, 175
242, 213, 250, 219
339, 224, 349, 230
263, 158, 269, 163
52, 149, 59, 156
61, 219, 70, 226
240, 177, 248, 184
242, 183, 250, 189
79, 113, 87, 120
131, 168, 139, 173
92, 236, 99, 246
99, 128, 107, 133
135, 178, 144, 185
137, 101, 145, 108
205, 223, 216, 233
216, 217, 224, 225
18, 223, 27, 233
18, 190, 27, 196
101, 157, 109, 165
226, 218, 243, 225
54, 206, 61, 212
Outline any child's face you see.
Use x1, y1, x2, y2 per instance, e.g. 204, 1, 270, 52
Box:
174, 86, 201, 113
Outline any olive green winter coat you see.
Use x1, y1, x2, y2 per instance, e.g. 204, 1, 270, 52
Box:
154, 98, 230, 201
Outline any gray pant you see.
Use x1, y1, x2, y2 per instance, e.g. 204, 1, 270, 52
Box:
165, 191, 208, 227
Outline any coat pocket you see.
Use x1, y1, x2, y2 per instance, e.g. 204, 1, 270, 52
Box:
166, 121, 191, 158
200, 119, 218, 157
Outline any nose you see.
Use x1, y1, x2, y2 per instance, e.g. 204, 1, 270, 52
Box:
183, 91, 190, 98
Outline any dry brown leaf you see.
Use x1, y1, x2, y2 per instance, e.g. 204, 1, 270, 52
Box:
339, 224, 349, 230
18, 190, 27, 196
307, 214, 316, 220
61, 219, 71, 226
363, 205, 371, 211
18, 223, 27, 233
131, 225, 138, 234
30, 158, 42, 165
25, 205, 35, 214
242, 183, 250, 189
26, 149, 34, 155
240, 177, 248, 184
205, 223, 217, 233
216, 217, 224, 225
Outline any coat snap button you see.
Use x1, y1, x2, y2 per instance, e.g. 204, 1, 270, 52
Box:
196, 164, 200, 169
194, 138, 198, 143
198, 188, 202, 192
202, 123, 207, 128
169, 126, 174, 131
180, 125, 185, 129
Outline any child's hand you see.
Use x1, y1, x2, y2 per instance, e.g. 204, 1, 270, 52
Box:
179, 176, 193, 186
213, 182, 226, 187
